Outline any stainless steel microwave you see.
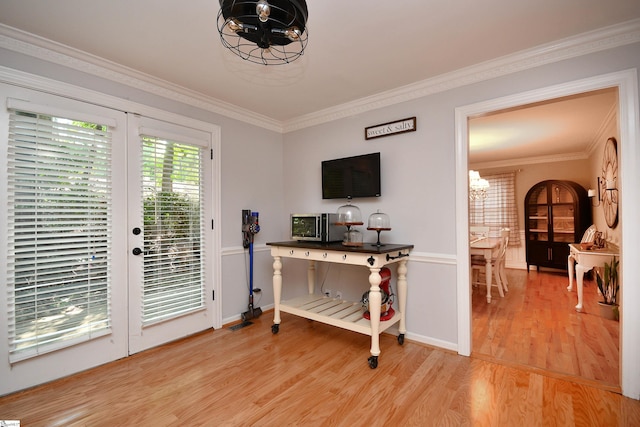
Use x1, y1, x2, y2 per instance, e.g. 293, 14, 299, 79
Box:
290, 213, 343, 242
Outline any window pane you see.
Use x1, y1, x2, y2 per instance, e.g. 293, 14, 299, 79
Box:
7, 111, 112, 362
469, 171, 520, 245
140, 136, 205, 325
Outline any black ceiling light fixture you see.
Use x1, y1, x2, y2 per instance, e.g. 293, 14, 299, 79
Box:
217, 0, 309, 65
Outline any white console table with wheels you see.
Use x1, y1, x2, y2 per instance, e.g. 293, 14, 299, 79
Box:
266, 241, 413, 369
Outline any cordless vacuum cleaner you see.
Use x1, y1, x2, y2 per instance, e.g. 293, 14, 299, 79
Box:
241, 209, 261, 321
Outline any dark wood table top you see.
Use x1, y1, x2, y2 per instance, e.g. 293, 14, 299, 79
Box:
266, 241, 413, 255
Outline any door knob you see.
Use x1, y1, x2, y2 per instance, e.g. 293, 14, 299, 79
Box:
132, 247, 143, 255
132, 227, 141, 235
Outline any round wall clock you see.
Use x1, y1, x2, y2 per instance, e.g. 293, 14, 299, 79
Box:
601, 137, 618, 228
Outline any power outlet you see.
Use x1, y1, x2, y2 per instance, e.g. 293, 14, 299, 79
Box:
336, 291, 343, 300
324, 289, 332, 298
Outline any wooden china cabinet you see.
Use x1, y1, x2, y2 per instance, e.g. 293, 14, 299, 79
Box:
524, 180, 591, 271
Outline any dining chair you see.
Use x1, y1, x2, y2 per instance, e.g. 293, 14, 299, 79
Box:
495, 228, 510, 291
470, 226, 491, 265
471, 228, 510, 297
581, 224, 597, 243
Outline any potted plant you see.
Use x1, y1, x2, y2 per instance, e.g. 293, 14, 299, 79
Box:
595, 257, 619, 320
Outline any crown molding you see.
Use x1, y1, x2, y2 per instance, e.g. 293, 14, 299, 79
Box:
586, 104, 618, 157
470, 151, 589, 170
283, 18, 640, 133
0, 24, 283, 133
1, 18, 639, 134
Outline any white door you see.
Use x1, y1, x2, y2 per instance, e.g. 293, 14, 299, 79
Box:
127, 115, 215, 354
0, 84, 128, 395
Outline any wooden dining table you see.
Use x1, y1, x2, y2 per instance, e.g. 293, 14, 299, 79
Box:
470, 236, 502, 303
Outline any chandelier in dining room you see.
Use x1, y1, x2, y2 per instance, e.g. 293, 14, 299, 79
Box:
469, 170, 489, 200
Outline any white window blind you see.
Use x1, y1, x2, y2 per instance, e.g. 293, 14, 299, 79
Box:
7, 109, 113, 362
470, 171, 521, 245
140, 135, 205, 325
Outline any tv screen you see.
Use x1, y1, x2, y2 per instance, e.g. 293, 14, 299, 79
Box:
322, 152, 381, 199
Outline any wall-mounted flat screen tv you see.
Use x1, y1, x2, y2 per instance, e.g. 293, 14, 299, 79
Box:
322, 152, 381, 199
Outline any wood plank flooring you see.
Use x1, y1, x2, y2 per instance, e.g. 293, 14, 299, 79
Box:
1, 306, 638, 426
472, 268, 620, 391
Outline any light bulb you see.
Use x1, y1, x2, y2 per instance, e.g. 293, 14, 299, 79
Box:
226, 18, 243, 32
284, 26, 301, 41
256, 0, 270, 23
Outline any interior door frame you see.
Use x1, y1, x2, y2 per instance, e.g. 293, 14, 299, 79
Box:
454, 69, 640, 398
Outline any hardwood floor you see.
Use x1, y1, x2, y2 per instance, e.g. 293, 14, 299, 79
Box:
1, 308, 639, 426
472, 268, 620, 391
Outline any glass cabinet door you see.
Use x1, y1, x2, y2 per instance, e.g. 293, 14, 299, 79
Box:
550, 183, 576, 242
527, 184, 548, 242
550, 183, 574, 204
552, 204, 575, 242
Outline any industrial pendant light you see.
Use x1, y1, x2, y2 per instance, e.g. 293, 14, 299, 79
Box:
217, 0, 309, 65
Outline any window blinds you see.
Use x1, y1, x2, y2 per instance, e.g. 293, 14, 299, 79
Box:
469, 171, 520, 246
7, 109, 113, 362
140, 136, 205, 325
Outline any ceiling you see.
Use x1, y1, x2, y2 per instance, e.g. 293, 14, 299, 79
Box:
0, 1, 638, 162
468, 88, 618, 166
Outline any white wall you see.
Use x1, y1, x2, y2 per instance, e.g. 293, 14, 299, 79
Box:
217, 121, 284, 320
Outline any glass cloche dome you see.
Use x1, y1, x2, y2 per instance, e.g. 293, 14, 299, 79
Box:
336, 201, 364, 246
336, 201, 363, 226
367, 209, 391, 246
343, 227, 363, 247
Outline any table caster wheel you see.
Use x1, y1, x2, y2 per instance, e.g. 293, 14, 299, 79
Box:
368, 355, 378, 369
271, 324, 279, 334
398, 334, 404, 345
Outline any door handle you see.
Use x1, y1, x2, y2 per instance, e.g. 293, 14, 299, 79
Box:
132, 247, 143, 256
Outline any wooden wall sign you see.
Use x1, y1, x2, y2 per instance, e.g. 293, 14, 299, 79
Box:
365, 117, 416, 140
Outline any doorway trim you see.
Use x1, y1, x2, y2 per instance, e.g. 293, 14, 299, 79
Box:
454, 69, 640, 399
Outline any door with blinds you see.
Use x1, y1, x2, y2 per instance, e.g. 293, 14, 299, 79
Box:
127, 115, 214, 354
1, 83, 218, 395
0, 84, 129, 395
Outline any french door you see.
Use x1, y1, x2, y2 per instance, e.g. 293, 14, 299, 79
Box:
0, 84, 216, 395
0, 84, 129, 395
127, 115, 214, 354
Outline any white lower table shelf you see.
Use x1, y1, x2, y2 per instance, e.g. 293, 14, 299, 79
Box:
279, 294, 401, 336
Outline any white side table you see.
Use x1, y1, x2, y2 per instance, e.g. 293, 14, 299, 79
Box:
567, 242, 619, 311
